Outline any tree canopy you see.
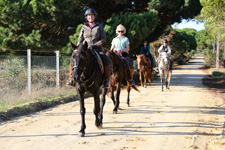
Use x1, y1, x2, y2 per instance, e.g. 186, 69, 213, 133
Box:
0, 0, 202, 54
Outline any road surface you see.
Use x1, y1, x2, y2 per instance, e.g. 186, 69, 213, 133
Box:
0, 56, 225, 150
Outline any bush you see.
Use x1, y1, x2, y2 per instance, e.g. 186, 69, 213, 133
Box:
0, 57, 27, 91
204, 49, 216, 67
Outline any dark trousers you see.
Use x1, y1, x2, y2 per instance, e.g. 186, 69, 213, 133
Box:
122, 52, 133, 69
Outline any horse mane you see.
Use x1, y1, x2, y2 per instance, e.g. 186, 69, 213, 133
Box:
140, 54, 149, 64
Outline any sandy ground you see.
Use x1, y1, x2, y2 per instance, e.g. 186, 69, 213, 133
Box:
0, 56, 225, 150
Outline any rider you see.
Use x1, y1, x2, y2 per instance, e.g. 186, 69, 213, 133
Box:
157, 39, 173, 70
110, 24, 135, 86
67, 8, 110, 87
140, 40, 154, 66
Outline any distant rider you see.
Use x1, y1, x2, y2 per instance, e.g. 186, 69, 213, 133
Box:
157, 39, 173, 70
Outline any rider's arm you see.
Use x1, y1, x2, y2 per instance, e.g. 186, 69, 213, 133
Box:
121, 44, 130, 53
120, 37, 130, 53
77, 26, 84, 46
167, 46, 172, 55
110, 45, 115, 51
147, 45, 150, 54
140, 46, 143, 54
158, 45, 163, 54
96, 24, 106, 46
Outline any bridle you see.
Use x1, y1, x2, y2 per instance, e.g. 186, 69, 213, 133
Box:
72, 49, 97, 88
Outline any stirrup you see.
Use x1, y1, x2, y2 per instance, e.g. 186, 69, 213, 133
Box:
66, 78, 75, 87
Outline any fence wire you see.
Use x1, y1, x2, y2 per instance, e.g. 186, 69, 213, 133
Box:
0, 53, 71, 107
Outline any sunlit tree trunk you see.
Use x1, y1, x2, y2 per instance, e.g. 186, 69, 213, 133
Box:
216, 39, 220, 70
224, 41, 225, 68
213, 38, 215, 53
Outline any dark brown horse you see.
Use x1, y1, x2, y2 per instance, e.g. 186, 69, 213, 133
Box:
136, 54, 153, 88
106, 50, 140, 114
70, 42, 108, 137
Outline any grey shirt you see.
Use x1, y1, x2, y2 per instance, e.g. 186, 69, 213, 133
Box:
78, 22, 106, 48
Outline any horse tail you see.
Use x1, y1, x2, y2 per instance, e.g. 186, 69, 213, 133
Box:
131, 85, 140, 93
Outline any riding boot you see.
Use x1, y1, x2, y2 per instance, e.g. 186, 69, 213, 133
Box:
170, 60, 173, 70
103, 65, 110, 88
129, 68, 135, 86
66, 64, 75, 87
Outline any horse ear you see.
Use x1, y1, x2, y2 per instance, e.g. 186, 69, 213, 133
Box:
83, 41, 88, 50
71, 42, 77, 50
110, 49, 113, 53
136, 54, 138, 57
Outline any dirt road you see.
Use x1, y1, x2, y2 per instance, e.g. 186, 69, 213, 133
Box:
1, 56, 225, 150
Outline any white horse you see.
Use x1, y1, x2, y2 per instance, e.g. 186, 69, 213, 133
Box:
158, 52, 172, 91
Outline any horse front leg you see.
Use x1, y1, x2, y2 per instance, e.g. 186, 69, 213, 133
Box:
113, 82, 121, 114
160, 73, 163, 92
99, 87, 107, 128
167, 71, 172, 90
126, 80, 131, 107
148, 64, 152, 85
139, 69, 144, 87
76, 86, 86, 137
110, 83, 115, 105
93, 90, 101, 129
144, 70, 147, 88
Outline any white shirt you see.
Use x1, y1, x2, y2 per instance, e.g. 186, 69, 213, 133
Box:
158, 45, 171, 56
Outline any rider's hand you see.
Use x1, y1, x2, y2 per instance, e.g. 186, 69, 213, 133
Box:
90, 43, 98, 50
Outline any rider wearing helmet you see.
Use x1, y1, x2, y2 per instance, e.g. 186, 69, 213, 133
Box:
67, 8, 111, 87
140, 40, 154, 67
157, 39, 173, 70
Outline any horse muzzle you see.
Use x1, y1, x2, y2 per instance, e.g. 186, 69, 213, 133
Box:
72, 66, 83, 81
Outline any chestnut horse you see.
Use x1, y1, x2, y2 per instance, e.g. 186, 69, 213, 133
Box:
70, 42, 108, 137
106, 50, 140, 114
136, 54, 153, 88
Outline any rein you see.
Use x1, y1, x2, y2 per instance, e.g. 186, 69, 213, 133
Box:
73, 49, 97, 88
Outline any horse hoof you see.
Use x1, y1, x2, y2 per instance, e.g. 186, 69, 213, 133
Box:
78, 132, 85, 137
144, 86, 147, 88
97, 124, 102, 129
113, 110, 117, 114
127, 104, 130, 107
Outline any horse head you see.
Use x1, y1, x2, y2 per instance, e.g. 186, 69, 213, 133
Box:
70, 42, 88, 81
106, 50, 117, 69
136, 54, 147, 70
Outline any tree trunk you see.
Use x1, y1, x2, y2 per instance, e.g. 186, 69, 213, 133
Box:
216, 39, 220, 70
213, 39, 215, 53
224, 41, 225, 68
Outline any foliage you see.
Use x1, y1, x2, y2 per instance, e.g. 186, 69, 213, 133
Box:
0, 57, 27, 90
195, 29, 212, 50
169, 29, 197, 64
0, 0, 202, 54
204, 48, 224, 67
104, 10, 159, 55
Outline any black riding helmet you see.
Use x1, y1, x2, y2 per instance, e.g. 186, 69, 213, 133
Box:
84, 8, 97, 16
163, 39, 168, 43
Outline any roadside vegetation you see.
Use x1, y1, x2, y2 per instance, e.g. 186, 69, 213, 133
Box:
1, 0, 225, 120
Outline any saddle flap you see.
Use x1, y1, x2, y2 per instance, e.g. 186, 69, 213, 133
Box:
93, 50, 104, 74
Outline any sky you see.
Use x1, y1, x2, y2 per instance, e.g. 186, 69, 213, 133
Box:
172, 19, 205, 31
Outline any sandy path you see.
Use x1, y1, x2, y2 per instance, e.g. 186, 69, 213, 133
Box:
0, 56, 225, 150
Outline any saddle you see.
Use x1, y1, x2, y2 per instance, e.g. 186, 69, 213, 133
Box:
92, 50, 104, 74
117, 55, 130, 75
